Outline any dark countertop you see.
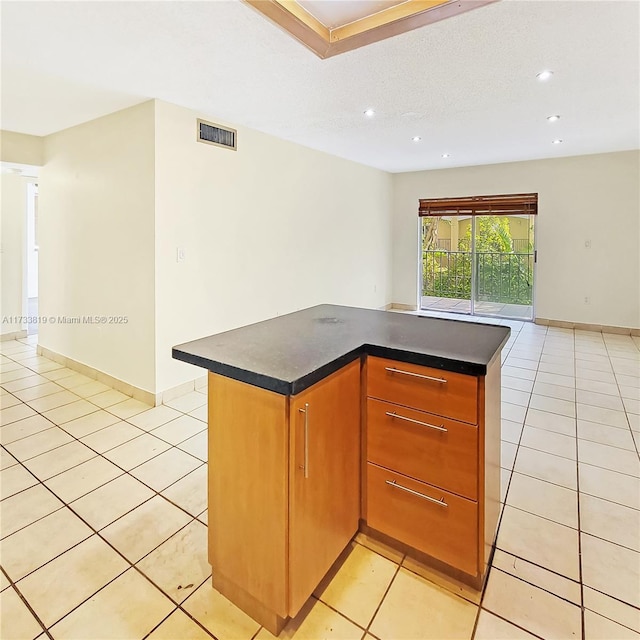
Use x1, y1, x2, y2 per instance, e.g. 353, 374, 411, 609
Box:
172, 305, 510, 395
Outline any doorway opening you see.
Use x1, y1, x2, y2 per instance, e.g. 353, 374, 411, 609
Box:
418, 194, 537, 321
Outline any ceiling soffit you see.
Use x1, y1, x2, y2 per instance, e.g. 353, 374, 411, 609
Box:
243, 0, 498, 58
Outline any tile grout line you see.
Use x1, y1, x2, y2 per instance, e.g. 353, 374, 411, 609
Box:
312, 597, 369, 636
1, 349, 207, 432
249, 626, 262, 640
2, 568, 54, 640
477, 322, 542, 631
483, 565, 581, 614
15, 459, 213, 636
500, 330, 637, 631
1, 348, 216, 638
603, 338, 640, 460
4, 332, 639, 636
476, 607, 547, 640
573, 329, 586, 640
2, 435, 207, 542
1, 416, 206, 524
1, 424, 209, 560
1, 406, 206, 469
26, 480, 209, 637
2, 444, 197, 578
2, 393, 209, 571
490, 550, 582, 589
1, 391, 206, 483
502, 325, 541, 493
139, 576, 218, 640
474, 323, 553, 640
362, 553, 405, 638
489, 327, 588, 637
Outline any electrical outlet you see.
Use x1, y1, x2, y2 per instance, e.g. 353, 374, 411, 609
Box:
176, 248, 186, 263
584, 296, 590, 304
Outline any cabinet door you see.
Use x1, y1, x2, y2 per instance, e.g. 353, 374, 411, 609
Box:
288, 359, 361, 616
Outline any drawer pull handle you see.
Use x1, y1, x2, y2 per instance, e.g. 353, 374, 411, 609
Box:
385, 480, 448, 508
299, 403, 309, 479
385, 411, 448, 433
384, 367, 447, 384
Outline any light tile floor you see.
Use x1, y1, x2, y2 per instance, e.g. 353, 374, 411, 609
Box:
1, 325, 639, 639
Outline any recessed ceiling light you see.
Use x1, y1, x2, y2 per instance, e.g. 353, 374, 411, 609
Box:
552, 139, 563, 144
547, 115, 561, 122
442, 153, 450, 158
536, 70, 554, 81
411, 136, 422, 142
364, 108, 375, 117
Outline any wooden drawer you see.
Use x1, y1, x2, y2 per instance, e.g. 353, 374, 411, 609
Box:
367, 357, 478, 424
367, 398, 478, 500
366, 463, 478, 576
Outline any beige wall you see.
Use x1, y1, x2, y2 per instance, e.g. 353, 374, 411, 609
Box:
29, 98, 638, 395
34, 99, 392, 394
1, 173, 27, 335
0, 130, 44, 166
154, 100, 393, 391
393, 151, 640, 328
39, 101, 156, 392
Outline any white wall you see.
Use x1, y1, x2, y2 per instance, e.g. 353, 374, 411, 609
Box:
0, 173, 27, 335
0, 131, 44, 166
154, 100, 393, 392
392, 151, 640, 329
39, 101, 156, 392
27, 182, 38, 298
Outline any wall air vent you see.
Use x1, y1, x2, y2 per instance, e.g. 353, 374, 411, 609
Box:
197, 119, 237, 150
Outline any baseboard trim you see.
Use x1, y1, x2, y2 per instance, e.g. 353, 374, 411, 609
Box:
35, 344, 209, 406
161, 380, 196, 403
158, 375, 208, 404
535, 318, 640, 336
1, 330, 28, 341
390, 303, 418, 311
37, 345, 158, 406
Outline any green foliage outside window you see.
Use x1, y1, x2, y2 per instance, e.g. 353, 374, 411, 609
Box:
422, 216, 534, 305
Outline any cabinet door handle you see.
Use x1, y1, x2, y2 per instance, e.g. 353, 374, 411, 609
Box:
299, 403, 309, 479
385, 411, 448, 433
384, 367, 447, 384
385, 480, 448, 508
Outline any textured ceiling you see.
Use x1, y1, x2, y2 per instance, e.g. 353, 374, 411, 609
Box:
1, 0, 638, 173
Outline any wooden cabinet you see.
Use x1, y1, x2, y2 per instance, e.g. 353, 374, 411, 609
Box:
364, 355, 501, 585
367, 463, 478, 575
207, 353, 501, 633
208, 359, 360, 635
367, 356, 478, 424
289, 361, 360, 614
367, 398, 478, 499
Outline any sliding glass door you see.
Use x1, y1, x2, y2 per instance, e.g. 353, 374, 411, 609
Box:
473, 215, 535, 320
421, 216, 472, 314
420, 214, 535, 321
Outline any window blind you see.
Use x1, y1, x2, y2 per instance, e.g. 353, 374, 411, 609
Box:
418, 193, 538, 217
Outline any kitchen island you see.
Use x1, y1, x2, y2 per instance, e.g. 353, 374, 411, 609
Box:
173, 304, 510, 635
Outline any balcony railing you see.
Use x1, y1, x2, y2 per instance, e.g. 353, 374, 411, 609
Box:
434, 238, 451, 251
512, 238, 533, 253
430, 238, 531, 252
422, 250, 534, 305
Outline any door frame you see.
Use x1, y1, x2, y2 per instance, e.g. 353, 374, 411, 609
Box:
417, 214, 537, 321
